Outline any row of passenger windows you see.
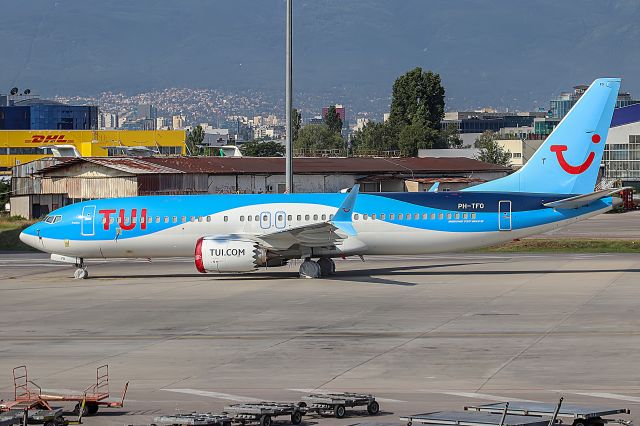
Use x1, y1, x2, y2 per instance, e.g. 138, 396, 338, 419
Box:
101, 212, 477, 225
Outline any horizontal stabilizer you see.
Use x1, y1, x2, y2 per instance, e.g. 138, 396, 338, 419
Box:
543, 187, 630, 209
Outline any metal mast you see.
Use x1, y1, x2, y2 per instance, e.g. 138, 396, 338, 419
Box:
285, 0, 293, 192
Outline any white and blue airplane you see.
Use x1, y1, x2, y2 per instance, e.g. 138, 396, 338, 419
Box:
20, 78, 625, 279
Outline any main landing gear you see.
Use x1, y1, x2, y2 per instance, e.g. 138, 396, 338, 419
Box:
73, 258, 89, 280
299, 257, 336, 279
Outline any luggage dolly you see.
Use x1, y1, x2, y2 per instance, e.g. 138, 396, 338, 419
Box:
222, 402, 305, 426
465, 398, 633, 426
152, 413, 234, 426
300, 392, 380, 419
0, 408, 67, 426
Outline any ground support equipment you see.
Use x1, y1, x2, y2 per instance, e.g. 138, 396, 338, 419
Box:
465, 401, 632, 426
300, 392, 380, 418
153, 413, 233, 426
399, 411, 552, 426
0, 409, 67, 426
223, 402, 305, 426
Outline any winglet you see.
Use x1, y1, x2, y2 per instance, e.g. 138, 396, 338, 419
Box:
331, 184, 359, 236
428, 182, 440, 192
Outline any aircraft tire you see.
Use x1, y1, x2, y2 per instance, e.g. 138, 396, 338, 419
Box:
317, 257, 335, 277
299, 260, 321, 278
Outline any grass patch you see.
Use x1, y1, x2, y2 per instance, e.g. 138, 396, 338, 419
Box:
479, 238, 640, 253
0, 218, 37, 251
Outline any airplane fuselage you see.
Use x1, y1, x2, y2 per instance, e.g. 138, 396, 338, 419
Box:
21, 191, 612, 260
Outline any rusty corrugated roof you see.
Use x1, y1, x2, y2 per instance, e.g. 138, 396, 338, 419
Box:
35, 157, 184, 175
142, 156, 509, 174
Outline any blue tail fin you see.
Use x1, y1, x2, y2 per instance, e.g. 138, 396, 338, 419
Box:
466, 78, 620, 194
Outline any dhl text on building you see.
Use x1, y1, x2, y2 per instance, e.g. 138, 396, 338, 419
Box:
0, 130, 186, 172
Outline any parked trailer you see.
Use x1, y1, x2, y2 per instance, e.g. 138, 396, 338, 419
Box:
300, 392, 380, 419
2, 365, 128, 417
399, 411, 553, 426
222, 403, 304, 426
152, 413, 233, 426
465, 401, 632, 426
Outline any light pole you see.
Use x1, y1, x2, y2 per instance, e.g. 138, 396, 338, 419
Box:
285, 0, 293, 193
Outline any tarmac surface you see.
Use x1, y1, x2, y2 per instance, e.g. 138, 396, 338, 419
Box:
0, 252, 639, 426
537, 210, 640, 239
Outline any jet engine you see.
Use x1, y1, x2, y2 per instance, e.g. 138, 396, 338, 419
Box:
194, 236, 268, 273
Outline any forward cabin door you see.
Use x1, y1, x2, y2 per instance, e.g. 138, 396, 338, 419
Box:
498, 200, 512, 231
81, 205, 96, 236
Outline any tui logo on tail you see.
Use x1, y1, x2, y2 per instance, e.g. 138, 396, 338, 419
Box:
550, 133, 602, 175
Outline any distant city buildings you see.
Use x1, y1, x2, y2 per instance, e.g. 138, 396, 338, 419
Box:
98, 112, 119, 129
172, 115, 186, 130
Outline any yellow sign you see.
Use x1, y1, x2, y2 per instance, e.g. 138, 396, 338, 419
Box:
0, 130, 186, 172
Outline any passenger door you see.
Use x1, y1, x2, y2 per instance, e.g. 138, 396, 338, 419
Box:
498, 200, 512, 231
81, 205, 96, 236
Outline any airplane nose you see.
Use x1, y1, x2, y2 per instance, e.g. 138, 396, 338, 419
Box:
19, 226, 40, 249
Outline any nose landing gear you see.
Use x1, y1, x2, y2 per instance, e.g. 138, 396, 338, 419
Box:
73, 259, 89, 279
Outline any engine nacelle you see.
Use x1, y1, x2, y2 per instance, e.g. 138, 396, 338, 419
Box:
195, 236, 267, 273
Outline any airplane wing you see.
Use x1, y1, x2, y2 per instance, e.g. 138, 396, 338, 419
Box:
254, 185, 360, 250
543, 187, 630, 210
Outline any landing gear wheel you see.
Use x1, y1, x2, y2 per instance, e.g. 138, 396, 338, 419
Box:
290, 411, 302, 425
260, 415, 272, 426
317, 257, 336, 277
367, 401, 380, 415
74, 268, 89, 279
334, 405, 346, 419
299, 259, 321, 279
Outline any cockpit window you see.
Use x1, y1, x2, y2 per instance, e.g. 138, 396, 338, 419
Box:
53, 215, 62, 223
44, 215, 61, 224
44, 216, 54, 223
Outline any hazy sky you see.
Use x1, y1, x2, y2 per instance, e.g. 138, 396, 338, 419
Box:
1, 0, 639, 110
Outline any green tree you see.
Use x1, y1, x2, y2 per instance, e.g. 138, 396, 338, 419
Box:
292, 108, 302, 142
475, 131, 511, 166
186, 125, 205, 155
389, 67, 445, 130
0, 179, 10, 213
351, 121, 399, 155
324, 105, 343, 134
398, 120, 440, 156
294, 124, 344, 153
440, 123, 464, 149
240, 140, 285, 157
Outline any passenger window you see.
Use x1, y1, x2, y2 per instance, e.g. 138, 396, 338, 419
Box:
397, 214, 403, 220
132, 217, 137, 223
438, 213, 444, 220
240, 216, 245, 222
371, 214, 376, 220
164, 217, 169, 223
172, 216, 178, 223
198, 216, 203, 222
305, 214, 310, 220
380, 213, 386, 220
313, 214, 318, 220
255, 215, 259, 222
329, 214, 334, 220
446, 213, 452, 220
224, 216, 229, 222
430, 213, 436, 220
140, 217, 145, 223
390, 213, 395, 220
263, 214, 268, 222
297, 215, 302, 221
117, 216, 122, 224
471, 213, 477, 219
206, 216, 211, 222
156, 216, 160, 223
455, 213, 460, 219
463, 213, 468, 219
102, 217, 107, 224
190, 216, 195, 222
181, 216, 186, 222
288, 215, 292, 221
247, 215, 252, 222
321, 214, 326, 220
354, 214, 359, 220
422, 213, 428, 220
414, 213, 419, 220
405, 213, 411, 221
278, 214, 284, 221
110, 218, 114, 224
363, 214, 368, 220
147, 216, 152, 223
